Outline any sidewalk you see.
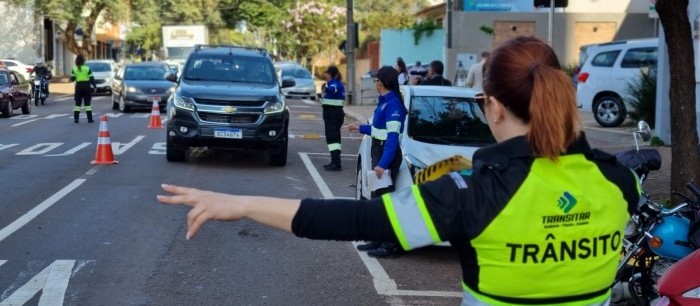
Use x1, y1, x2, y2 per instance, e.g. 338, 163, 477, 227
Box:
343, 103, 673, 201
49, 79, 74, 95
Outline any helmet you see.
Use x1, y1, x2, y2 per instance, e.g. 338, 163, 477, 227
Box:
36, 59, 44, 66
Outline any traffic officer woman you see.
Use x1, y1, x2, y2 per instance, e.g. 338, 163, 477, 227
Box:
70, 54, 97, 123
321, 66, 345, 171
158, 37, 639, 305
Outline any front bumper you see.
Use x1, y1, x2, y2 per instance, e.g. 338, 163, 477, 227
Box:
167, 107, 289, 152
124, 93, 170, 109
95, 79, 112, 93
282, 87, 316, 99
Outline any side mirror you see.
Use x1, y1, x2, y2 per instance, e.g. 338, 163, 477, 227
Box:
281, 77, 295, 88
637, 121, 652, 142
165, 73, 178, 83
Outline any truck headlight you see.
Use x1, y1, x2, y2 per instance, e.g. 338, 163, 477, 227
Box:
264, 96, 285, 114
173, 95, 195, 110
127, 86, 138, 93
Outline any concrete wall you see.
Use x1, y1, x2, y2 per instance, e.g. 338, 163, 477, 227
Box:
0, 2, 38, 64
445, 11, 656, 78
380, 29, 445, 68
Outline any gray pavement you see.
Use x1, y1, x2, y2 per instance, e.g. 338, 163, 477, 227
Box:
343, 102, 673, 201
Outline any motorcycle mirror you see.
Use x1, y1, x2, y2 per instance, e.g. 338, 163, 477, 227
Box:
637, 121, 652, 142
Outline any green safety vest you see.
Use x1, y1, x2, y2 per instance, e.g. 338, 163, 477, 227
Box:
72, 66, 92, 82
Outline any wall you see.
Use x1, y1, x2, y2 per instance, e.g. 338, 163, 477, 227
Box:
445, 11, 656, 79
380, 29, 445, 68
0, 2, 38, 64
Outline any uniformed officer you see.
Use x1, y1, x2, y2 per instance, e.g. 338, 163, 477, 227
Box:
321, 66, 345, 171
159, 37, 639, 305
70, 54, 97, 123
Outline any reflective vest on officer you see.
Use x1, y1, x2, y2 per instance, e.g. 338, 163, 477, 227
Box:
322, 79, 345, 107
72, 66, 92, 82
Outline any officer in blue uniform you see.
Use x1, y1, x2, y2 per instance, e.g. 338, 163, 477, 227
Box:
348, 66, 406, 257
321, 66, 345, 171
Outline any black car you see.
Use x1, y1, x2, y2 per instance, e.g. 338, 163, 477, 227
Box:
112, 62, 175, 112
164, 45, 295, 166
0, 69, 31, 118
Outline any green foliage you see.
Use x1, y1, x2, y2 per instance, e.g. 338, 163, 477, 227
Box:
626, 69, 657, 128
412, 20, 441, 45
478, 25, 494, 36
650, 136, 666, 147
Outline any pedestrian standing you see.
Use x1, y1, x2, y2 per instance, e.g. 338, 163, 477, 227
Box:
70, 54, 97, 123
347, 66, 406, 258
466, 51, 489, 89
396, 58, 409, 85
413, 60, 452, 86
454, 60, 468, 87
321, 66, 345, 171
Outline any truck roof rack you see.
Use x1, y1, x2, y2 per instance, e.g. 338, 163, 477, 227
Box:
194, 44, 268, 56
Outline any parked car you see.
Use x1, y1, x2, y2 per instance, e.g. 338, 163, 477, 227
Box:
1, 59, 33, 81
274, 63, 317, 100
111, 62, 175, 112
0, 69, 31, 118
85, 59, 117, 95
576, 38, 658, 127
356, 85, 495, 200
164, 45, 295, 166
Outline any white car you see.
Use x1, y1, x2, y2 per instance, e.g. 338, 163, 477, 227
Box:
1, 59, 33, 81
85, 60, 117, 95
356, 85, 495, 200
576, 38, 658, 127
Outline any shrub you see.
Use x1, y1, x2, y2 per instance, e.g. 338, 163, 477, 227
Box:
626, 69, 657, 128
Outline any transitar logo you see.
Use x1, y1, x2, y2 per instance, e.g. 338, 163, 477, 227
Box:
557, 191, 577, 214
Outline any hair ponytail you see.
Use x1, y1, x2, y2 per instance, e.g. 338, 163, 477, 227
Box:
527, 65, 580, 160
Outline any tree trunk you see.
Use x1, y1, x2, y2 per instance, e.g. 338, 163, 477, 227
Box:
656, 0, 700, 201
62, 3, 106, 59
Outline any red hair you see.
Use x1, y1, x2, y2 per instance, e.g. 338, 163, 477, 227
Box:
483, 37, 581, 160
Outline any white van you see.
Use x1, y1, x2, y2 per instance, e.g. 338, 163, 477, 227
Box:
576, 38, 658, 127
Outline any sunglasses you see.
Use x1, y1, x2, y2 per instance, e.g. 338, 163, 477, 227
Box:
373, 78, 380, 83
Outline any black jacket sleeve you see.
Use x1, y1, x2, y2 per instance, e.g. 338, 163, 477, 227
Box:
292, 198, 399, 243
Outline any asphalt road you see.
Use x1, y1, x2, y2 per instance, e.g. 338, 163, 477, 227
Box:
0, 94, 464, 305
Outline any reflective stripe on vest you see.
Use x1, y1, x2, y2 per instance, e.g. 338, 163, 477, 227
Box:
370, 126, 387, 140
382, 185, 442, 250
468, 154, 630, 301
322, 98, 344, 107
386, 120, 401, 133
72, 66, 90, 82
461, 282, 611, 306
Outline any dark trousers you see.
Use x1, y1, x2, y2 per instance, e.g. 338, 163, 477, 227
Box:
322, 106, 344, 164
74, 83, 93, 121
370, 139, 402, 198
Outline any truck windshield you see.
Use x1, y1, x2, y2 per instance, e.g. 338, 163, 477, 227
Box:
183, 55, 276, 84
167, 47, 194, 59
408, 96, 496, 146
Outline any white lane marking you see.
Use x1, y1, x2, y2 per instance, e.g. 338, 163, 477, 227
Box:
0, 144, 18, 151
0, 260, 76, 306
149, 142, 166, 155
10, 119, 39, 127
288, 105, 317, 109
0, 179, 86, 243
104, 113, 124, 118
16, 143, 63, 155
301, 152, 462, 299
0, 260, 5, 268
44, 114, 68, 119
130, 114, 150, 118
112, 135, 145, 155
302, 99, 318, 105
299, 152, 334, 199
161, 118, 169, 125
288, 134, 362, 140
46, 142, 92, 157
53, 95, 73, 102
334, 196, 356, 200
9, 115, 38, 120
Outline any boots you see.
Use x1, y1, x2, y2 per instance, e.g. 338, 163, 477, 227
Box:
323, 150, 342, 171
74, 111, 79, 123
87, 111, 94, 123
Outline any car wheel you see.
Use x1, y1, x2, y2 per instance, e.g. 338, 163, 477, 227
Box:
165, 134, 187, 162
119, 95, 131, 113
21, 99, 31, 114
593, 95, 626, 127
3, 100, 12, 118
356, 161, 367, 200
111, 94, 118, 110
268, 133, 288, 167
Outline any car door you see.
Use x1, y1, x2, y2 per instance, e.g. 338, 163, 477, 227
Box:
8, 72, 26, 107
611, 47, 657, 102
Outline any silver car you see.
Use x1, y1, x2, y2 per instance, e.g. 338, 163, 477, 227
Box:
275, 63, 317, 100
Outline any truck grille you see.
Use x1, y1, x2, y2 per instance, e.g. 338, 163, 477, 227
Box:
195, 98, 266, 107
198, 112, 260, 124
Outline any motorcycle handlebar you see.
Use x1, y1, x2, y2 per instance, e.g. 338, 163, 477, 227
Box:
688, 182, 700, 198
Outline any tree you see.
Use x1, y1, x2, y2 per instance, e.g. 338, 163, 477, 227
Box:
355, 0, 428, 40
281, 1, 346, 65
8, 0, 131, 58
655, 0, 700, 201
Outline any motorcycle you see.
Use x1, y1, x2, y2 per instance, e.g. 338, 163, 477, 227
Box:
31, 76, 48, 106
656, 248, 700, 306
611, 121, 700, 305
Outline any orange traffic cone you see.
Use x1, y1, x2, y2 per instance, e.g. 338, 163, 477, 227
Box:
91, 115, 119, 165
148, 97, 163, 129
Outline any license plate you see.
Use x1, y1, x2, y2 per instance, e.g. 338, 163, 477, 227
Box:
214, 128, 242, 139
151, 96, 160, 102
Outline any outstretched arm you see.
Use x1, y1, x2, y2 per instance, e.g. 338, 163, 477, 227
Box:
158, 184, 301, 239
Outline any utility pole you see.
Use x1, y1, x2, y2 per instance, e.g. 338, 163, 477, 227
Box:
346, 0, 355, 105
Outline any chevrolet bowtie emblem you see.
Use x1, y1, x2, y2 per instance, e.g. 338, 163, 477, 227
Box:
222, 106, 237, 113
150, 89, 156, 93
